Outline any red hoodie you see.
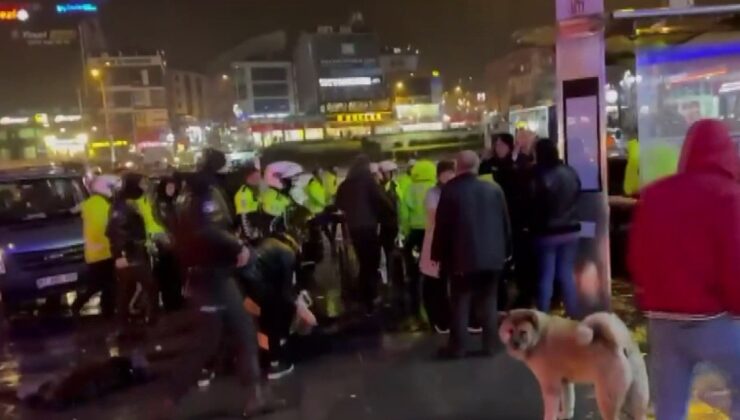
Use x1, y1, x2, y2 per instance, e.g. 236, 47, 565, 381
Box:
628, 119, 740, 317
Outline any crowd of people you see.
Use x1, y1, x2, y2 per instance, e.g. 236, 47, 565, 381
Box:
71, 118, 740, 419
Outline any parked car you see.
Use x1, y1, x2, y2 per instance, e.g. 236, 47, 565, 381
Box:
0, 165, 88, 317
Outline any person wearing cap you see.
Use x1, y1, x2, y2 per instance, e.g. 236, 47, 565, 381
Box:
234, 163, 263, 243
400, 159, 437, 328
75, 174, 119, 317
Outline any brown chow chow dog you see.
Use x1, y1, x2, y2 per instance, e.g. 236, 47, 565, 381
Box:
499, 310, 649, 420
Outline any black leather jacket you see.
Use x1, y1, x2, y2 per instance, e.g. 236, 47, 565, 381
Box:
106, 199, 148, 261
529, 163, 581, 236
175, 174, 243, 267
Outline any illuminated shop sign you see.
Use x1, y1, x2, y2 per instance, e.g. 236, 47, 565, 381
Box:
56, 2, 98, 14
53, 114, 82, 123
335, 112, 390, 123
90, 140, 128, 149
319, 77, 381, 87
12, 29, 77, 46
0, 116, 30, 125
0, 7, 30, 21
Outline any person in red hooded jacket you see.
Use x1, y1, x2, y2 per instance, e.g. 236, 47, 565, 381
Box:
628, 119, 740, 420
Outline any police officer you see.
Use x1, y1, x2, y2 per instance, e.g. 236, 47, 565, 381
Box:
400, 160, 436, 328
168, 148, 281, 417
304, 168, 327, 217
235, 163, 263, 242
74, 174, 119, 317
106, 172, 159, 329
260, 172, 292, 233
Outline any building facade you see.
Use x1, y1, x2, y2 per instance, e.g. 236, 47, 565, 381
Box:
87, 52, 170, 144
232, 61, 297, 118
167, 69, 209, 121
293, 26, 391, 137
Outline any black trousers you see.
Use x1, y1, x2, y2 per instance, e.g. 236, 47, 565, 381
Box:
154, 247, 183, 312
115, 257, 158, 328
237, 240, 297, 364
512, 229, 537, 308
349, 227, 381, 311
171, 266, 261, 399
422, 275, 450, 330
449, 271, 500, 353
403, 229, 425, 317
73, 259, 116, 317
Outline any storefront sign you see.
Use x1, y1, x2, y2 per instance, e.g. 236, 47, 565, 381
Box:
556, 0, 603, 20
0, 7, 29, 21
56, 2, 98, 14
335, 112, 389, 123
12, 29, 77, 46
0, 116, 29, 125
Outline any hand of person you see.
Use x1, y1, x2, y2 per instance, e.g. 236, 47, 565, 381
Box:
236, 246, 251, 268
115, 257, 129, 269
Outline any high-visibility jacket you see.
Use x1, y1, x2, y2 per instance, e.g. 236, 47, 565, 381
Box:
401, 160, 436, 234
322, 171, 338, 204
82, 194, 112, 263
234, 185, 260, 215
396, 173, 412, 201
304, 177, 327, 215
261, 188, 292, 217
623, 138, 641, 196
134, 195, 165, 236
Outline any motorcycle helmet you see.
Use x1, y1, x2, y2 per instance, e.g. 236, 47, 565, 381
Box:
89, 175, 120, 198
264, 161, 304, 190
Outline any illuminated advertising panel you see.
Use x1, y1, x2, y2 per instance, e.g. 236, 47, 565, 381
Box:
0, 7, 30, 21
56, 2, 98, 14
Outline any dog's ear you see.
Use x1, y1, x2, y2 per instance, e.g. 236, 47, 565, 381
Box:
497, 311, 509, 327
523, 311, 540, 330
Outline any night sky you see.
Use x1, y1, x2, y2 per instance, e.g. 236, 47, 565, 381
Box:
0, 0, 734, 113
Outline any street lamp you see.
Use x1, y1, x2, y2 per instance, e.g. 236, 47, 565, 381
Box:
395, 81, 404, 90
90, 68, 115, 165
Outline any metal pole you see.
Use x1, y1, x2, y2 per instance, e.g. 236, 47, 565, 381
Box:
99, 79, 115, 165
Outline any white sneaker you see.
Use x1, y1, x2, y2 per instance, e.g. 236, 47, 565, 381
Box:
468, 326, 483, 334
433, 325, 450, 335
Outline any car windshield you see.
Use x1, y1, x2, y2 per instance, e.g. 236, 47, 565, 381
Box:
0, 178, 85, 224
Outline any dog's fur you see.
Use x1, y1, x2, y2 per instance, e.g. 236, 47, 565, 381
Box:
499, 310, 649, 420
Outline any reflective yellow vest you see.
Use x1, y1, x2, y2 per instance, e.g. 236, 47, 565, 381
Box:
401, 160, 436, 234
261, 188, 292, 217
234, 185, 259, 215
134, 196, 165, 236
82, 194, 112, 263
304, 177, 327, 215
322, 171, 338, 204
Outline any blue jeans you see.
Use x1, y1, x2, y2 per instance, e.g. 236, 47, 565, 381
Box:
649, 317, 740, 420
535, 235, 579, 317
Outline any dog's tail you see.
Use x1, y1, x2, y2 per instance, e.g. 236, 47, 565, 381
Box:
580, 312, 633, 353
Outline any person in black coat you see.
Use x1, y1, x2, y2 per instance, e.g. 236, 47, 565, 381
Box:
529, 139, 582, 318
153, 176, 183, 312
106, 172, 159, 328
432, 150, 511, 358
336, 155, 395, 313
166, 148, 281, 418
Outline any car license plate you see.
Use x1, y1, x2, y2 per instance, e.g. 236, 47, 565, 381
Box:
36, 273, 78, 289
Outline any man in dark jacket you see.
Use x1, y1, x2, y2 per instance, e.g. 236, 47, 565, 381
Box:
432, 150, 511, 357
106, 172, 159, 328
529, 139, 581, 318
167, 148, 280, 418
336, 155, 395, 313
153, 175, 183, 312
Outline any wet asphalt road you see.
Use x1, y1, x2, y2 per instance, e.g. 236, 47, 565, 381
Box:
0, 248, 602, 420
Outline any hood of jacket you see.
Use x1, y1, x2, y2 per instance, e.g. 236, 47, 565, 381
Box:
410, 160, 436, 183
679, 119, 739, 180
